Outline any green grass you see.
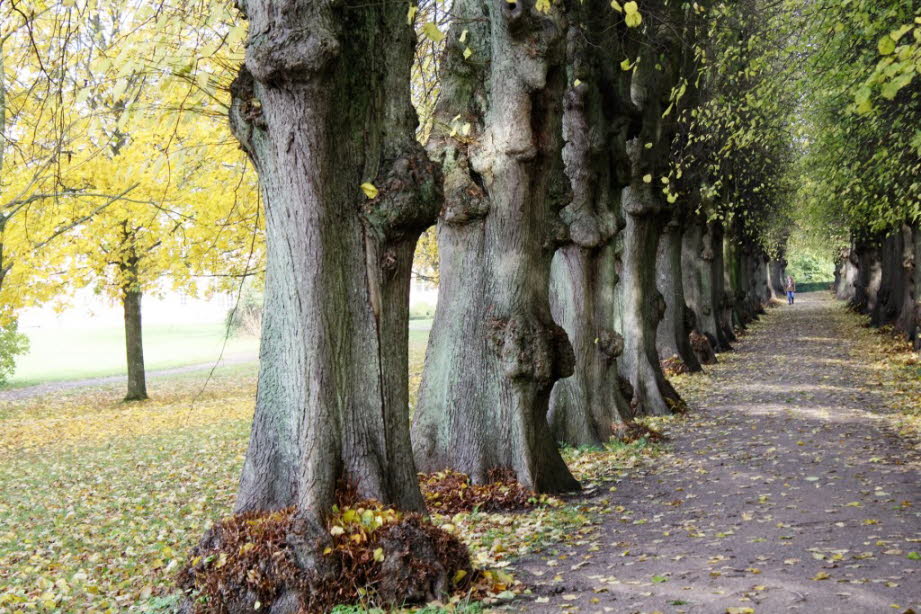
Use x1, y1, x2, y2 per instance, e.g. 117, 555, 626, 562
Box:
8, 319, 434, 389
8, 323, 260, 388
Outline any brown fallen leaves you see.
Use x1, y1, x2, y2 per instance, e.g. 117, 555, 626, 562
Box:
420, 469, 539, 514
178, 503, 474, 613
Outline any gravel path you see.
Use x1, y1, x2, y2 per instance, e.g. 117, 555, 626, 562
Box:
512, 292, 921, 613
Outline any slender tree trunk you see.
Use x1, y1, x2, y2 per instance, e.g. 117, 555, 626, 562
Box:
227, 0, 438, 536
656, 219, 701, 371
122, 281, 148, 401
411, 0, 578, 492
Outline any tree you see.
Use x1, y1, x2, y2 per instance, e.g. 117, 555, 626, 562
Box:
228, 0, 440, 533
48, 2, 262, 401
546, 0, 633, 447
613, 0, 688, 417
411, 0, 579, 492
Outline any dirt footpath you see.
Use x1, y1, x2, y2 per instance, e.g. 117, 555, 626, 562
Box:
511, 293, 920, 614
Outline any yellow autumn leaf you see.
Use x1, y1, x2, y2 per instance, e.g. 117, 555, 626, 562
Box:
421, 22, 445, 43
813, 571, 830, 580
360, 182, 379, 199
643, 174, 653, 183
373, 547, 385, 562
624, 1, 642, 27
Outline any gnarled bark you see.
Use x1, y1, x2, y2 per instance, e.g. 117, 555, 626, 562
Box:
614, 5, 687, 417
547, 10, 632, 447
656, 218, 702, 372
229, 0, 437, 529
684, 215, 733, 352
411, 0, 578, 493
894, 224, 918, 344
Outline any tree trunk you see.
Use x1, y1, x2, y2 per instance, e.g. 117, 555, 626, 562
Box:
913, 227, 921, 351
689, 217, 734, 350
546, 17, 632, 447
122, 283, 147, 401
768, 258, 786, 301
228, 0, 438, 529
713, 223, 737, 344
411, 0, 579, 493
681, 216, 723, 359
894, 224, 918, 343
875, 231, 904, 327
656, 219, 702, 371
615, 9, 685, 417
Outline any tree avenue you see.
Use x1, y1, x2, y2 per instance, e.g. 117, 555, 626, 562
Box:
3, 0, 919, 611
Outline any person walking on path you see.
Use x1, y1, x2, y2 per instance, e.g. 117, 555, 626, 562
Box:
785, 275, 796, 304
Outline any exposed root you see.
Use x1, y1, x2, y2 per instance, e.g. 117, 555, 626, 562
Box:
420, 469, 539, 514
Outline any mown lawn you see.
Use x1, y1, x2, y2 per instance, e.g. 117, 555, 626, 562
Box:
8, 324, 260, 388
8, 321, 434, 390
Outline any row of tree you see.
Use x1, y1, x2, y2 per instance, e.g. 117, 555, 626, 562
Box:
224, 0, 795, 582
820, 6, 921, 348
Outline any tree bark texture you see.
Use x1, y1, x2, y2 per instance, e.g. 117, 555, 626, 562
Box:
228, 0, 438, 526
122, 279, 147, 402
768, 258, 787, 301
684, 216, 733, 352
854, 245, 882, 317
412, 0, 579, 493
615, 6, 686, 417
656, 219, 702, 371
893, 224, 918, 344
547, 6, 632, 447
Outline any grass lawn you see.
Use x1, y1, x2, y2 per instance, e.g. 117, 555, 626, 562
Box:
8, 324, 260, 388
0, 346, 660, 612
8, 319, 435, 389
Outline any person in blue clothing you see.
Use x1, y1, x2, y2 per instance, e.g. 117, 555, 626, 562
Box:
785, 275, 796, 304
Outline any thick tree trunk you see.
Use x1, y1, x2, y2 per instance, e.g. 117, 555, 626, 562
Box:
619, 205, 682, 416
724, 238, 749, 329
854, 245, 882, 315
411, 0, 579, 492
656, 220, 702, 371
913, 227, 921, 351
754, 253, 770, 310
615, 8, 685, 417
549, 245, 630, 445
894, 224, 918, 343
228, 0, 437, 529
875, 231, 904, 327
546, 19, 631, 447
833, 247, 858, 301
122, 284, 147, 401
681, 217, 723, 359
714, 225, 737, 344
768, 257, 786, 301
